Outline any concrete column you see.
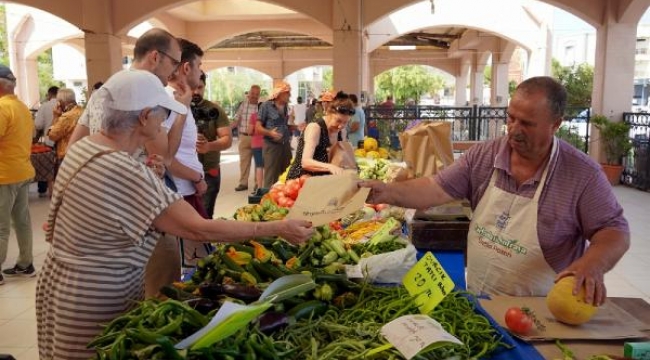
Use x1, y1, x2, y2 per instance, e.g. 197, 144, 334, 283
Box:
332, 0, 363, 95
469, 54, 485, 105
84, 32, 123, 87
455, 58, 470, 106
590, 15, 637, 161
490, 62, 509, 106
526, 23, 552, 77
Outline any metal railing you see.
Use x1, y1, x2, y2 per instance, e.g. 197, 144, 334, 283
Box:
623, 112, 650, 190
364, 105, 591, 152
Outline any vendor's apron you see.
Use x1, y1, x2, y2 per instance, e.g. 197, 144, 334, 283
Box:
466, 139, 558, 296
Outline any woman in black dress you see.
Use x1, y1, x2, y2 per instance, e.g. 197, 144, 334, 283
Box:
287, 92, 355, 179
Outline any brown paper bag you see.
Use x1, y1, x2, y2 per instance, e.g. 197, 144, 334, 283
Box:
285, 172, 370, 227
399, 122, 454, 178
329, 141, 358, 170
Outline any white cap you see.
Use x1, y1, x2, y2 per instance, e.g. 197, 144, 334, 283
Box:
102, 69, 187, 115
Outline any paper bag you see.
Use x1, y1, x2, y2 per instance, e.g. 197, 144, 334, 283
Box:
399, 122, 454, 178
286, 172, 370, 227
329, 141, 358, 170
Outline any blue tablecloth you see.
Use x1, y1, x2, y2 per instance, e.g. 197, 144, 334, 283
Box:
419, 250, 545, 360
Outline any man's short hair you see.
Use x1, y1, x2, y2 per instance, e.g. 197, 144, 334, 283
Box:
178, 38, 204, 65
133, 28, 177, 61
516, 76, 567, 119
199, 71, 207, 84
92, 81, 104, 90
47, 86, 59, 97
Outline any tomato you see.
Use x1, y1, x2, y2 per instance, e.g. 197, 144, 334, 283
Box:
277, 196, 290, 208
284, 198, 295, 208
505, 307, 534, 335
285, 182, 301, 200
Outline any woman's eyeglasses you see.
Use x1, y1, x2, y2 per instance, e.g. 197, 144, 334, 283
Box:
335, 107, 355, 116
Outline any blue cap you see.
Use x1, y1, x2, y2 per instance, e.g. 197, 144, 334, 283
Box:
0, 64, 16, 81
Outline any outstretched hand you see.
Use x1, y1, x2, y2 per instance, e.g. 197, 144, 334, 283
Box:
358, 180, 391, 204
279, 219, 314, 245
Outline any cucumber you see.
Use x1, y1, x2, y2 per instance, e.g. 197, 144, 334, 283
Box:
287, 300, 328, 320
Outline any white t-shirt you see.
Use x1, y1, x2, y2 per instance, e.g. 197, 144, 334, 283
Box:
292, 103, 307, 125
162, 86, 203, 196
78, 84, 108, 135
35, 99, 57, 146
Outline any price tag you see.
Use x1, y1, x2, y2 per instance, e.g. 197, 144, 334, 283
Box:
402, 251, 455, 314
380, 314, 462, 360
368, 217, 400, 245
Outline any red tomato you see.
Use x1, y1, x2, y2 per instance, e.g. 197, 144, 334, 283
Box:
285, 179, 298, 188
285, 182, 301, 200
374, 203, 389, 211
277, 196, 289, 208
505, 307, 534, 335
284, 198, 295, 208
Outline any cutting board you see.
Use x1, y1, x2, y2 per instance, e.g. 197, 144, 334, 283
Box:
479, 296, 650, 341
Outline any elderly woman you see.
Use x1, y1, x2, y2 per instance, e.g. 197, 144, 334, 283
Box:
35, 70, 313, 360
48, 88, 83, 161
286, 92, 355, 179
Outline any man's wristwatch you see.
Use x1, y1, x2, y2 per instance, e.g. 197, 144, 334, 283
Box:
193, 173, 204, 184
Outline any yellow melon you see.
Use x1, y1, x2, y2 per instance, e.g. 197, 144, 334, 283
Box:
546, 276, 598, 325
363, 137, 378, 152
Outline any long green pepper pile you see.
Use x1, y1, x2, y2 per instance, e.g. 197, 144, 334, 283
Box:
274, 285, 504, 359
90, 284, 504, 359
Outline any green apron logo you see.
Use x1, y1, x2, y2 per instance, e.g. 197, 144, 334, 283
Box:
475, 225, 528, 255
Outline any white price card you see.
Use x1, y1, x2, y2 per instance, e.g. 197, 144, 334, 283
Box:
380, 314, 463, 360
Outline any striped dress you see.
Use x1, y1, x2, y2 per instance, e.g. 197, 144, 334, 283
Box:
35, 138, 182, 360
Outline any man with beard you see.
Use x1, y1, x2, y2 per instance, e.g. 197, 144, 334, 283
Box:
360, 76, 629, 307
191, 71, 232, 218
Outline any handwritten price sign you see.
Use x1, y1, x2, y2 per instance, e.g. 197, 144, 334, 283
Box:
402, 252, 455, 314
381, 315, 462, 360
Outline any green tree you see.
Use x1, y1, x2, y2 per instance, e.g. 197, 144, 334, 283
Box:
37, 49, 64, 101
207, 67, 272, 117
483, 65, 491, 85
0, 4, 8, 65
552, 58, 594, 109
322, 67, 333, 91
374, 65, 446, 105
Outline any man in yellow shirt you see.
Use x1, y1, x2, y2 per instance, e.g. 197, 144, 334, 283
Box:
0, 64, 36, 284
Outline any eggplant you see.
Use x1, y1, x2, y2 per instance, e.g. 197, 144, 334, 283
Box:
198, 282, 224, 298
221, 283, 262, 302
184, 298, 219, 315
257, 312, 291, 334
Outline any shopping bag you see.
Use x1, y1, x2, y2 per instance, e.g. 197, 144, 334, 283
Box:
328, 141, 358, 170
399, 122, 453, 178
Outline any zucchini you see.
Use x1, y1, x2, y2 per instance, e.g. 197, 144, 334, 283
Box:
272, 241, 295, 262
245, 262, 264, 283
287, 300, 328, 320
230, 243, 255, 256
220, 252, 245, 272
252, 259, 285, 280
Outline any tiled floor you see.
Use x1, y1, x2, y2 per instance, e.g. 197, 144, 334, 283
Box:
1, 141, 649, 359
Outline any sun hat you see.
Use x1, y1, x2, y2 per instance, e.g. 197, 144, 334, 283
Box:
102, 69, 187, 115
270, 81, 291, 100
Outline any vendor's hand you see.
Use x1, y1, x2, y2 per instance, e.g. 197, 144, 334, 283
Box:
278, 219, 314, 245
145, 154, 165, 178
269, 128, 283, 142
196, 134, 210, 154
194, 179, 207, 196
358, 180, 391, 204
556, 261, 607, 306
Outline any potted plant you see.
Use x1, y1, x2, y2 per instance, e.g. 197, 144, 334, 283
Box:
591, 114, 632, 185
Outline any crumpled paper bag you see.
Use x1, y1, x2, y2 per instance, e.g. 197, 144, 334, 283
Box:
399, 122, 454, 178
358, 238, 418, 284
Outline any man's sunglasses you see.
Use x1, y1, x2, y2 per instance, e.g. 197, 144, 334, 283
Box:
335, 107, 355, 116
